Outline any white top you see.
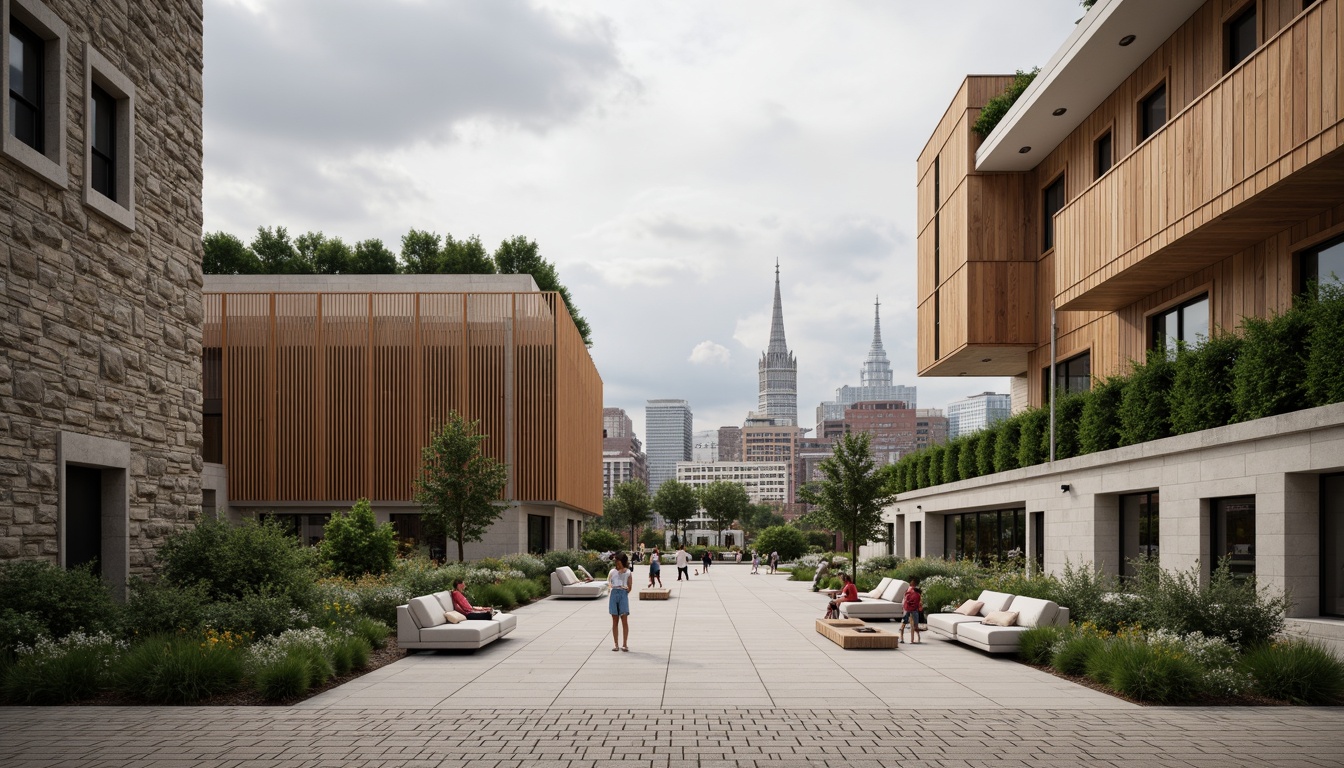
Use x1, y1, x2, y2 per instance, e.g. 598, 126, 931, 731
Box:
675, 550, 689, 566
608, 568, 632, 590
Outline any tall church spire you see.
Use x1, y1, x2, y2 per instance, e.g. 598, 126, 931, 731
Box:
861, 296, 893, 388
758, 260, 798, 426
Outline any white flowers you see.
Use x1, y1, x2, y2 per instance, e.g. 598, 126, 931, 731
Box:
247, 627, 348, 671
15, 630, 126, 658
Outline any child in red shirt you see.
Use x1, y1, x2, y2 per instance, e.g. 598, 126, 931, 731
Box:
901, 577, 924, 643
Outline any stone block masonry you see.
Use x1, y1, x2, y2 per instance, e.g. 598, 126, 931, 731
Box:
0, 0, 205, 577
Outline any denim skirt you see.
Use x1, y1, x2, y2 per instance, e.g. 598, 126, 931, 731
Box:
609, 588, 630, 616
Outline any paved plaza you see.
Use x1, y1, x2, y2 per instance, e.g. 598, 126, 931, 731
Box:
2, 566, 1343, 766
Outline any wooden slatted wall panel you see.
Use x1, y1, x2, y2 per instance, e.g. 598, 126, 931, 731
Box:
372, 295, 417, 501
1052, 0, 1343, 307
322, 294, 368, 502
513, 293, 556, 503
420, 293, 465, 450
275, 294, 319, 500
553, 294, 603, 515
223, 294, 270, 502
465, 294, 509, 471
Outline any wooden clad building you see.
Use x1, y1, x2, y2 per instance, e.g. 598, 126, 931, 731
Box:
890, 0, 1344, 647
201, 274, 602, 558
918, 0, 1344, 406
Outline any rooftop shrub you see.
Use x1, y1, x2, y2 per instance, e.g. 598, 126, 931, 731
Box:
1306, 281, 1344, 406
992, 416, 1022, 473
958, 432, 980, 480
1078, 376, 1124, 454
1233, 306, 1309, 420
972, 69, 1039, 138
1117, 351, 1175, 445
1016, 408, 1049, 468
1168, 331, 1242, 434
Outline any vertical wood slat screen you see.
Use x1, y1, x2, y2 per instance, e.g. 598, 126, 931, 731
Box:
205, 291, 601, 514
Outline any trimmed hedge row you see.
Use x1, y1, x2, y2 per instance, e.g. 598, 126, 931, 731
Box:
891, 285, 1344, 493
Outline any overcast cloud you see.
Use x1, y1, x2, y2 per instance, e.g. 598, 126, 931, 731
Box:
203, 0, 1082, 441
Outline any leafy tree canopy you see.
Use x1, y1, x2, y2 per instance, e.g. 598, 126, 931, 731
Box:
698, 481, 750, 546
319, 498, 397, 578
652, 480, 698, 540
797, 432, 896, 581
604, 480, 652, 546
494, 236, 592, 345
413, 412, 510, 562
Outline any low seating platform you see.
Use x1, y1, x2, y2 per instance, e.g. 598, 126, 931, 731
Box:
816, 618, 899, 649
639, 588, 671, 600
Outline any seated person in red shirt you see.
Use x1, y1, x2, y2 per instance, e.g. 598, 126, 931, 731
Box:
825, 573, 861, 618
450, 579, 495, 620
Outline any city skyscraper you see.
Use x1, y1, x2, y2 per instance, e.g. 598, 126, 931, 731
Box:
816, 298, 917, 425
946, 392, 1011, 439
758, 261, 798, 426
603, 407, 647, 498
645, 399, 693, 495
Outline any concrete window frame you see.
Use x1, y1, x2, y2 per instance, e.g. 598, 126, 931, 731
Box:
0, 0, 69, 188
58, 431, 130, 597
83, 42, 135, 231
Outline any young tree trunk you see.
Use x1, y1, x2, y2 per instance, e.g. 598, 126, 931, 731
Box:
455, 524, 465, 563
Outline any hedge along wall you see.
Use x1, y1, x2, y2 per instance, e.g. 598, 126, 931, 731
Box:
889, 285, 1344, 493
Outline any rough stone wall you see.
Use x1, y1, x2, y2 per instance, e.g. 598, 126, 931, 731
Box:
0, 0, 205, 572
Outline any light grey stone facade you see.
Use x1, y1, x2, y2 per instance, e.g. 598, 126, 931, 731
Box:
1, 0, 204, 589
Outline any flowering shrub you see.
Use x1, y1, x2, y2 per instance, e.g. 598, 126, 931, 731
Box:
500, 553, 547, 579
112, 632, 247, 704
2, 630, 127, 704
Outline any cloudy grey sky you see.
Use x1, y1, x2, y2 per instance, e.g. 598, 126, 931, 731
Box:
202, 0, 1082, 441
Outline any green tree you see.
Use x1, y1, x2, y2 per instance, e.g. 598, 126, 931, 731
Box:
203, 231, 261, 274
752, 525, 807, 562
295, 231, 353, 275
251, 226, 309, 274
156, 518, 315, 601
741, 503, 786, 539
652, 479, 698, 544
319, 498, 397, 578
604, 479, 652, 549
351, 238, 398, 274
494, 235, 592, 345
581, 527, 624, 552
797, 432, 896, 581
443, 234, 496, 274
399, 229, 443, 274
698, 481, 750, 547
413, 412, 510, 562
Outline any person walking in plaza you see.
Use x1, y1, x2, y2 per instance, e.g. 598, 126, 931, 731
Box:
647, 547, 663, 588
608, 553, 633, 651
811, 557, 830, 592
751, 551, 760, 574
701, 548, 712, 575
901, 577, 924, 644
675, 544, 690, 581
769, 550, 779, 574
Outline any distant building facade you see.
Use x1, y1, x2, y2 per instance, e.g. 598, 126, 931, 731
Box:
602, 407, 647, 498
758, 262, 798, 426
675, 462, 789, 504
820, 402, 948, 464
691, 429, 720, 463
645, 399, 692, 495
817, 299, 917, 424
717, 426, 742, 462
946, 392, 1012, 439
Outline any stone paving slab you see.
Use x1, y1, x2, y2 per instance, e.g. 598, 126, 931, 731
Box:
2, 567, 1343, 765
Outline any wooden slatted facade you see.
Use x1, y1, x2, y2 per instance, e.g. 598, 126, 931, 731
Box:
202, 288, 603, 518
917, 0, 1344, 408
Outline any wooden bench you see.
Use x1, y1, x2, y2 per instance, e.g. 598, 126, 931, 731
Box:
815, 618, 899, 649
639, 588, 672, 600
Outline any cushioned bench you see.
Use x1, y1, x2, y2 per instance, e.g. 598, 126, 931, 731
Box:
397, 592, 517, 650
926, 590, 1070, 654
838, 576, 909, 621
550, 566, 610, 599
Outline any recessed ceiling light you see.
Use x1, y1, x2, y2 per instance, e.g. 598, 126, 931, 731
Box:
981, 358, 992, 363
1052, 107, 1067, 116
1018, 146, 1031, 154
1119, 35, 1136, 46
959, 372, 967, 376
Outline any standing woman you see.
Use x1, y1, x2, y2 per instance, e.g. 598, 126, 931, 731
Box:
648, 547, 663, 588
608, 553, 633, 652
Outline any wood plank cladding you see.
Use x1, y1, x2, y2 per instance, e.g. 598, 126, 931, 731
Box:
1055, 0, 1344, 310
205, 291, 602, 517
917, 75, 1037, 376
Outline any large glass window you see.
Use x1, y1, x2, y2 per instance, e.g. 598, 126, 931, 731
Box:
8, 17, 44, 152
1120, 491, 1159, 579
944, 509, 1025, 565
1045, 351, 1091, 403
1211, 496, 1255, 579
202, 348, 222, 464
1322, 474, 1344, 617
527, 514, 551, 555
90, 82, 115, 200
1152, 293, 1209, 356
1299, 233, 1344, 297
1094, 130, 1112, 180
1140, 83, 1167, 141
1042, 176, 1065, 253
1226, 5, 1257, 72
